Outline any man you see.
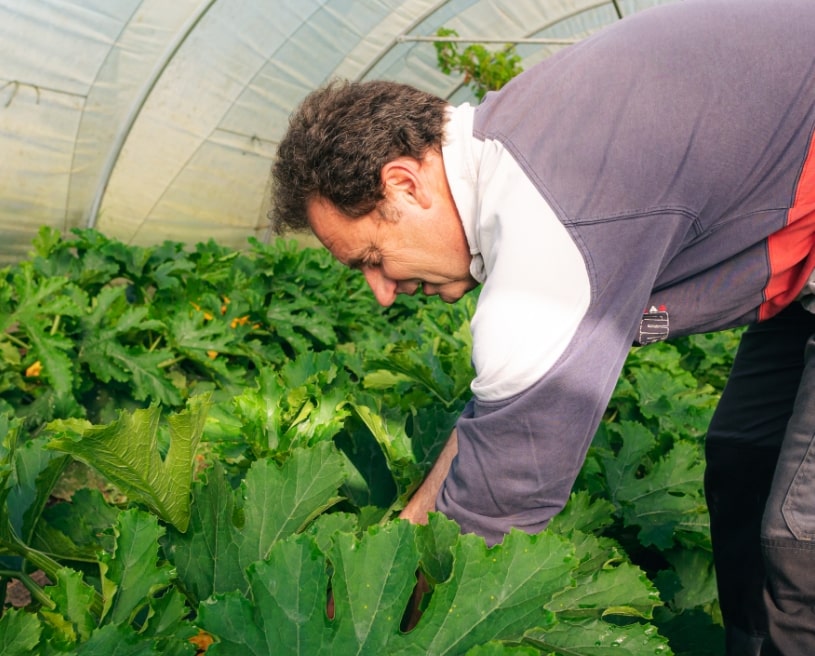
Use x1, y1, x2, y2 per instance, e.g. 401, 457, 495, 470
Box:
271, 1, 815, 653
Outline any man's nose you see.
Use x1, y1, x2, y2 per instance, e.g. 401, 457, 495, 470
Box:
362, 267, 398, 307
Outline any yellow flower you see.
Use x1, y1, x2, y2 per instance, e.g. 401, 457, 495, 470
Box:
191, 301, 213, 320
230, 315, 250, 329
188, 629, 214, 653
25, 361, 42, 377
206, 350, 218, 360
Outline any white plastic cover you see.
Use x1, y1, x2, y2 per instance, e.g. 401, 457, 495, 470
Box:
0, 0, 674, 263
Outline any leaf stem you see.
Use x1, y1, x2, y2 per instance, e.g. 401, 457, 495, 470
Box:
3, 331, 28, 349
0, 535, 103, 616
158, 356, 184, 369
0, 568, 56, 610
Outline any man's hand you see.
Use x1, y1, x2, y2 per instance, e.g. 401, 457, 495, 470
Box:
399, 429, 458, 524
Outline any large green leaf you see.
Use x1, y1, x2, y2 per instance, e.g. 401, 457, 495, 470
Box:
0, 608, 42, 655
77, 286, 181, 405
350, 398, 423, 496
201, 519, 662, 655
547, 560, 661, 620
46, 395, 210, 531
236, 441, 347, 569
616, 441, 707, 550
100, 509, 174, 625
164, 461, 244, 604
6, 436, 68, 543
397, 529, 573, 655
25, 329, 76, 401
73, 623, 178, 656
330, 521, 420, 653
40, 567, 98, 645
38, 488, 119, 557
524, 619, 672, 655
166, 441, 347, 603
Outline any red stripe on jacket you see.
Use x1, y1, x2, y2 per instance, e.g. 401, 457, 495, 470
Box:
760, 133, 815, 321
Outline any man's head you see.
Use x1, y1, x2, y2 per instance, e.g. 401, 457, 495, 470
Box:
272, 80, 477, 306
271, 79, 448, 231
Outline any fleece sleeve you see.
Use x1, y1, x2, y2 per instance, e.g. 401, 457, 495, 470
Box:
435, 156, 681, 544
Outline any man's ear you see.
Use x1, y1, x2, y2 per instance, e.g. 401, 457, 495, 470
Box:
381, 157, 431, 208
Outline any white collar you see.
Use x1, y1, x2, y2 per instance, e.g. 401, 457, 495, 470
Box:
441, 103, 486, 283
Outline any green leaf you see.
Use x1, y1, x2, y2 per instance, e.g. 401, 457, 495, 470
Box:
330, 521, 420, 653
305, 512, 359, 553
549, 491, 616, 536
167, 311, 243, 367
397, 529, 574, 655
165, 461, 244, 604
236, 441, 347, 569
200, 520, 580, 656
74, 623, 164, 656
46, 395, 209, 531
7, 435, 68, 542
653, 607, 724, 656
34, 489, 119, 560
365, 344, 457, 407
0, 411, 20, 490
414, 512, 460, 585
142, 588, 196, 638
25, 329, 76, 401
30, 225, 63, 259
663, 548, 718, 611
115, 347, 183, 406
78, 286, 179, 405
594, 421, 655, 507
524, 618, 673, 655
547, 559, 662, 620
0, 608, 43, 655
101, 509, 174, 625
246, 533, 334, 655
167, 443, 347, 603
198, 593, 268, 656
41, 567, 98, 644
617, 441, 707, 550
351, 399, 422, 494
1, 262, 84, 330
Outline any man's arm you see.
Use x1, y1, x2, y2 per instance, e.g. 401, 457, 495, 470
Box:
399, 429, 458, 524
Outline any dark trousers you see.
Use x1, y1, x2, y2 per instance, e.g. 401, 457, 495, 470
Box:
705, 302, 815, 655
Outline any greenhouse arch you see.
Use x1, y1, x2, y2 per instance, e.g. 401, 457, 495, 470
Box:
0, 0, 674, 263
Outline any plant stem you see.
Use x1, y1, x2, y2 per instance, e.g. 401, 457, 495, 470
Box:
0, 536, 103, 617
158, 356, 184, 369
0, 568, 56, 610
3, 332, 28, 349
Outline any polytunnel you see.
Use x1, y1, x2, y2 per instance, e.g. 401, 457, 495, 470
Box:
0, 0, 675, 264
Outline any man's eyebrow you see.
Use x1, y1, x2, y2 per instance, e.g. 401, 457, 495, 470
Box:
346, 247, 379, 270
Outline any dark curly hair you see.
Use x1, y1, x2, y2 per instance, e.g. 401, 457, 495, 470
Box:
271, 79, 448, 232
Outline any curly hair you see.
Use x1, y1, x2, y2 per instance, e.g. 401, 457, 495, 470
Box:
270, 79, 448, 232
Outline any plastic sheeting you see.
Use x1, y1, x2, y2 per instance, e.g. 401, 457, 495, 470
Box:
0, 0, 674, 263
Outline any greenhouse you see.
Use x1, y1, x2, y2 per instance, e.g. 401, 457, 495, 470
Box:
0, 0, 673, 263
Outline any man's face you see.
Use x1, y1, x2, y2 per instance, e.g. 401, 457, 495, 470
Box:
307, 193, 476, 308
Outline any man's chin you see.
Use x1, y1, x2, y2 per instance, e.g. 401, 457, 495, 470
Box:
437, 289, 466, 304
